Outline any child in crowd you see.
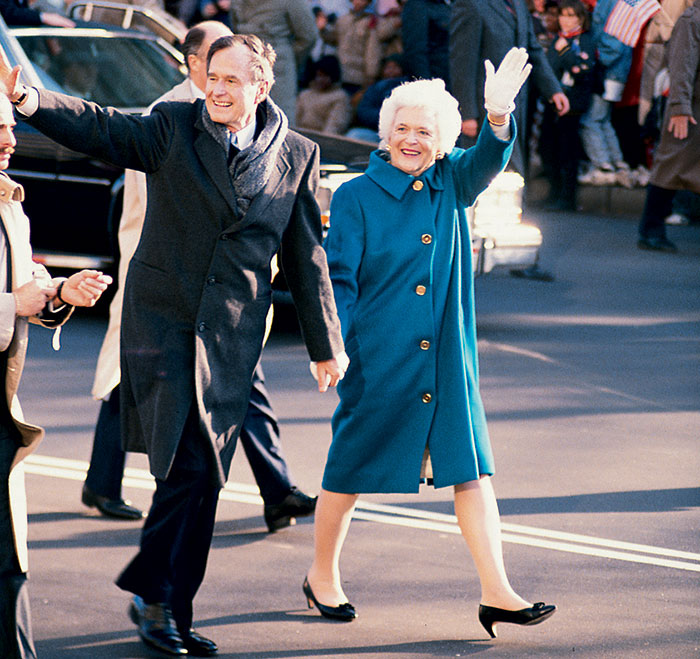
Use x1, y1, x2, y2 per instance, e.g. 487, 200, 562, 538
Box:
578, 0, 633, 185
541, 0, 596, 209
296, 55, 352, 134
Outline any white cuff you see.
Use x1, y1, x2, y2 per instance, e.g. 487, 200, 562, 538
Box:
14, 87, 39, 117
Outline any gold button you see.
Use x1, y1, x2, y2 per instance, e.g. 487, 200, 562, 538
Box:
421, 233, 432, 244
422, 393, 432, 403
420, 340, 430, 350
415, 285, 426, 296
412, 180, 424, 191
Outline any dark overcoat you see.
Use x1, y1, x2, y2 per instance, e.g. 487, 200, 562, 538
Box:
27, 91, 343, 486
449, 0, 561, 174
321, 123, 514, 493
650, 1, 700, 194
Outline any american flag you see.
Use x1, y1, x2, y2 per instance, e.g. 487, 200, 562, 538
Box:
603, 0, 661, 47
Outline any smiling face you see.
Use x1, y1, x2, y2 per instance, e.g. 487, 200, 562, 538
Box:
387, 106, 439, 177
0, 96, 16, 171
205, 43, 269, 132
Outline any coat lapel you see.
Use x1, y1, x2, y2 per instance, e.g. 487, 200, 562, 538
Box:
193, 126, 239, 218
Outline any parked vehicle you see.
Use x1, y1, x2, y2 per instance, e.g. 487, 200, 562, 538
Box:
68, 1, 186, 47
0, 17, 187, 274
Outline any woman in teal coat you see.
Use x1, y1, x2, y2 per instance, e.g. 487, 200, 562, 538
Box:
304, 49, 556, 639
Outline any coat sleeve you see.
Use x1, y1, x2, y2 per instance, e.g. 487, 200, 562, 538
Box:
666, 12, 700, 117
449, 0, 483, 121
288, 0, 319, 61
0, 0, 41, 25
323, 182, 365, 340
450, 118, 516, 207
279, 144, 344, 361
25, 89, 173, 173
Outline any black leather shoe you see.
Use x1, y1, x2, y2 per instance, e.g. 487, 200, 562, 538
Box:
478, 602, 556, 639
128, 596, 186, 655
82, 484, 145, 520
303, 577, 357, 621
637, 236, 678, 252
181, 628, 218, 656
264, 487, 317, 532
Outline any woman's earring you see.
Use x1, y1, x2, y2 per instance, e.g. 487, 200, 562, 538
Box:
436, 152, 444, 160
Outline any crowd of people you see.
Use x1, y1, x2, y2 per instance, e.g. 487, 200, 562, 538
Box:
0, 0, 697, 656
1, 0, 697, 237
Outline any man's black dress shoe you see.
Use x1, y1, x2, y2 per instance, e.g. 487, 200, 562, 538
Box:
637, 236, 678, 252
128, 596, 186, 655
82, 484, 145, 520
478, 602, 556, 638
181, 628, 218, 656
264, 487, 317, 532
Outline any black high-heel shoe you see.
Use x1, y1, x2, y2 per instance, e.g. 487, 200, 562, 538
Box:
303, 577, 357, 621
478, 602, 556, 638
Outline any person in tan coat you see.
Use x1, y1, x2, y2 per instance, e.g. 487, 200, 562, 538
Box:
296, 55, 352, 134
638, 0, 700, 251
322, 0, 384, 94
0, 92, 111, 658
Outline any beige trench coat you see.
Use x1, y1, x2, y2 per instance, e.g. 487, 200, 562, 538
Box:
0, 173, 73, 573
650, 1, 700, 194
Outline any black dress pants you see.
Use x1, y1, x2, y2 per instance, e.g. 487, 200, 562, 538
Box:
639, 183, 675, 239
0, 426, 37, 659
115, 401, 221, 634
87, 364, 293, 504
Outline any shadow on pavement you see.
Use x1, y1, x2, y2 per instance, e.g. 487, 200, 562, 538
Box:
397, 487, 700, 516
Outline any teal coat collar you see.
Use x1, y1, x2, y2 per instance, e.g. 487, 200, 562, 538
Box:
365, 150, 445, 200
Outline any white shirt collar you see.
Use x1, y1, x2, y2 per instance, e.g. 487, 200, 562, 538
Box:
230, 117, 257, 151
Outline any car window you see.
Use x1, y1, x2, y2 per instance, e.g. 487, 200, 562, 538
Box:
15, 34, 186, 109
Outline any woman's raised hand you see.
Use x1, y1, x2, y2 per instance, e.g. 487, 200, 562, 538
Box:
483, 47, 532, 116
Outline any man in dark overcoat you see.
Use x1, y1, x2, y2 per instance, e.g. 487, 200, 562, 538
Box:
449, 0, 570, 175
0, 33, 344, 656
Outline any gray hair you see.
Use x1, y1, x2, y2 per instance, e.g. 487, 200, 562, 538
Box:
378, 79, 462, 155
207, 34, 276, 86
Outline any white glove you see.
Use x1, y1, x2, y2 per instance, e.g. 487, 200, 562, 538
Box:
309, 350, 350, 386
484, 47, 532, 116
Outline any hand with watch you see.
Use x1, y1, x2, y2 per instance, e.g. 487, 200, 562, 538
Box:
0, 44, 27, 107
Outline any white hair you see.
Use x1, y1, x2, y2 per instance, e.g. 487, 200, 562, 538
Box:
378, 79, 462, 155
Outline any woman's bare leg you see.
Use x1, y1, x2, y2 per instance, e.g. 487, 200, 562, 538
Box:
454, 475, 530, 610
306, 488, 359, 606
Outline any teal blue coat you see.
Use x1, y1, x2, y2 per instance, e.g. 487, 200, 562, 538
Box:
322, 121, 515, 493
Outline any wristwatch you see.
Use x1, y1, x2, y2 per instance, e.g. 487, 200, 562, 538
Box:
10, 86, 27, 106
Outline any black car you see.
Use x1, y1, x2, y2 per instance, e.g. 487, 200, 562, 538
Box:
1, 17, 187, 273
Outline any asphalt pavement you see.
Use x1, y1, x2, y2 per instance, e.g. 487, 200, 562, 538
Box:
15, 183, 700, 658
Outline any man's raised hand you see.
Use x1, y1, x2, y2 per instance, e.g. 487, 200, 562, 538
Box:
0, 46, 23, 101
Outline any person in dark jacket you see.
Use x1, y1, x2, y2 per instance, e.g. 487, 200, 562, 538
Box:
449, 0, 570, 176
0, 32, 345, 656
400, 0, 450, 86
541, 0, 595, 209
0, 0, 74, 27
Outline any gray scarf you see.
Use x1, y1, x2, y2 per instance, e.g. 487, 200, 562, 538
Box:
201, 97, 288, 216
